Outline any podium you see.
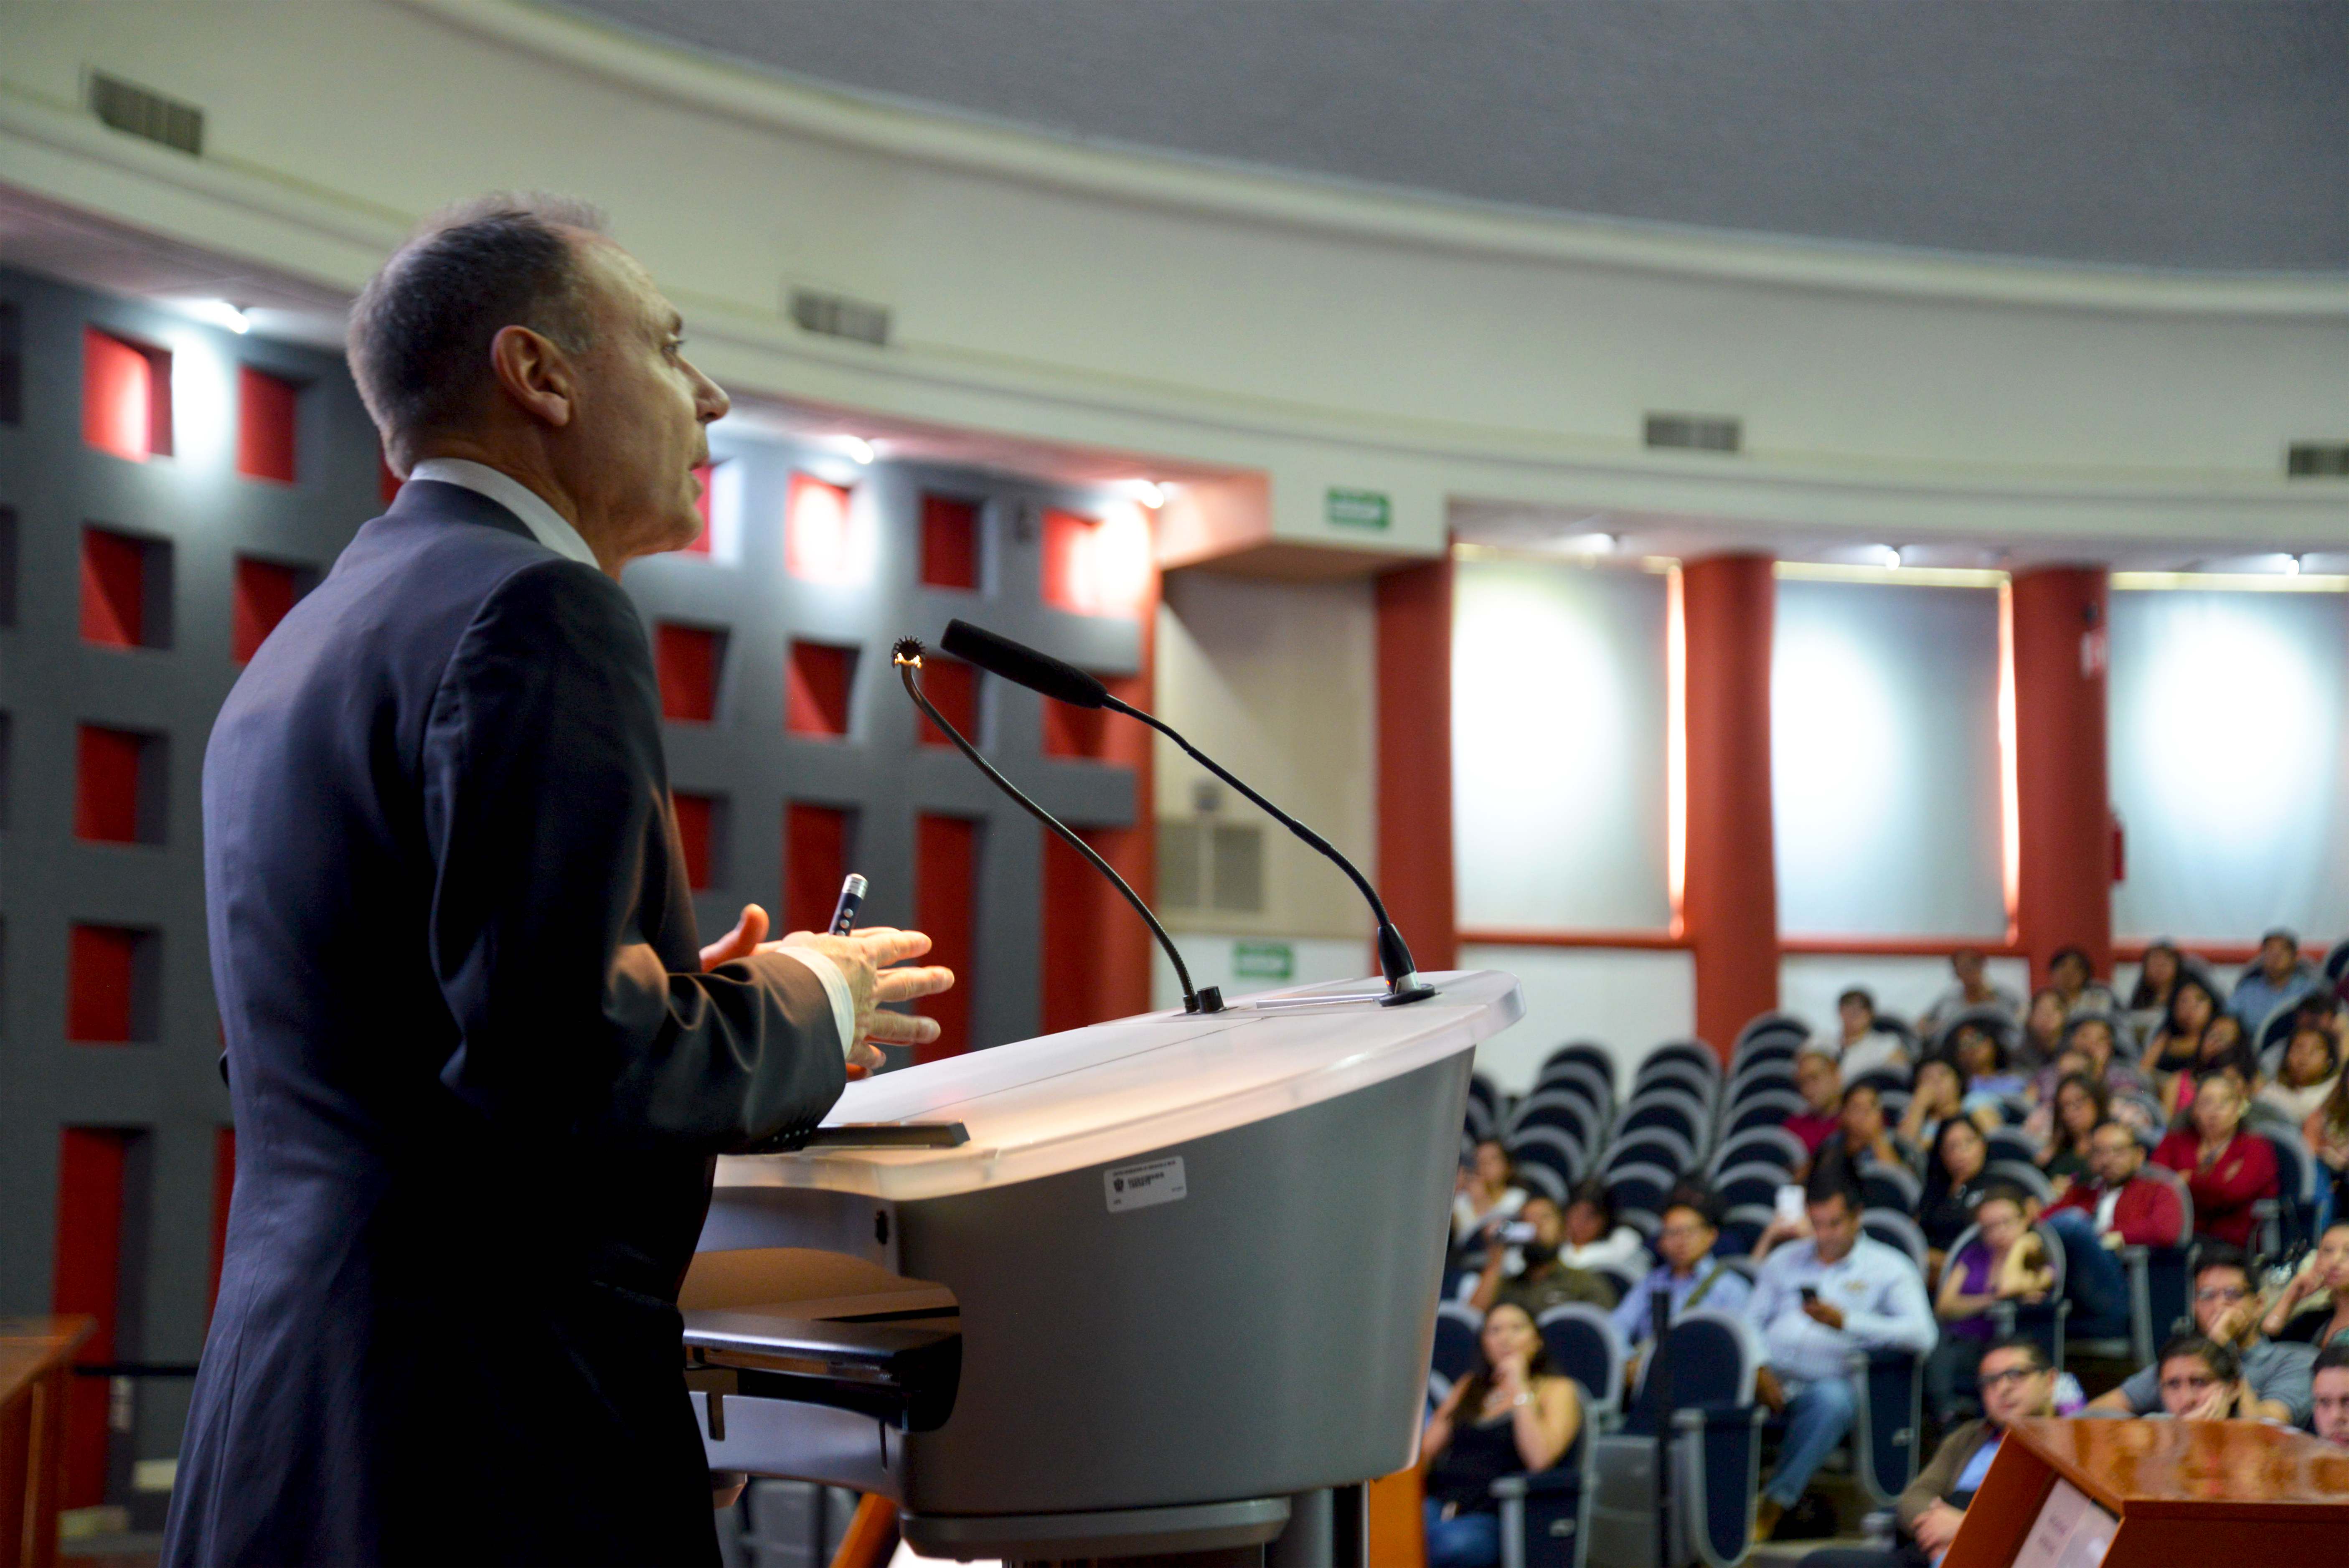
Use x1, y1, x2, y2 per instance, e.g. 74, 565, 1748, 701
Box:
679, 970, 1523, 1563
1943, 1416, 2349, 1567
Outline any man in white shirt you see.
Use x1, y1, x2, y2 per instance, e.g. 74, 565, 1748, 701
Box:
1745, 1174, 1938, 1540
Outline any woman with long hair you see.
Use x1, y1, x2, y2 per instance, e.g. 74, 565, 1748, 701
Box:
1920, 1116, 1994, 1257
2148, 974, 2222, 1079
2305, 1068, 2349, 1220
2264, 1222, 2349, 1351
1420, 1302, 1583, 1568
2164, 1013, 2259, 1122
1898, 1057, 1968, 1153
2259, 1026, 2342, 1126
2152, 1073, 2279, 1249
2039, 1073, 2109, 1187
2128, 941, 2184, 1013
2019, 988, 2067, 1073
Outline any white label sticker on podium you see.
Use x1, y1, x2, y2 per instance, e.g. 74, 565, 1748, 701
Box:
1105, 1156, 1187, 1213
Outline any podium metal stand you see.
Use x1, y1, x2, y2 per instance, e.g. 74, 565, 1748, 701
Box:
680, 970, 1523, 1564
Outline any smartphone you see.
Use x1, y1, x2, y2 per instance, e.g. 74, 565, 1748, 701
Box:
1774, 1184, 1806, 1224
1498, 1220, 1538, 1246
1799, 1285, 1820, 1305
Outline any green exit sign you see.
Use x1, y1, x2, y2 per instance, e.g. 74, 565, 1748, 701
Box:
1232, 941, 1295, 981
1325, 487, 1391, 530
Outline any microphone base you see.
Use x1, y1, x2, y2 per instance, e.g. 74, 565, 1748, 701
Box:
1378, 982, 1439, 1007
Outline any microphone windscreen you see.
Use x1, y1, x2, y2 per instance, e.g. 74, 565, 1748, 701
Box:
941, 620, 1110, 710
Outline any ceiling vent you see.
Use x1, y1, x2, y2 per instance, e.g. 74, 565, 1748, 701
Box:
1646, 413, 1741, 454
788, 288, 890, 348
87, 73, 203, 156
2287, 443, 2349, 479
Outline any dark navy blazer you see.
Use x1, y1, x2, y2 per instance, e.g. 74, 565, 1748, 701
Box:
164, 481, 845, 1566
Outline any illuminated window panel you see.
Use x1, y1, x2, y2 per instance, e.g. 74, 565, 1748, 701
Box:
920, 493, 980, 590
917, 659, 978, 748
74, 725, 166, 845
671, 791, 725, 890
231, 556, 314, 664
786, 641, 856, 738
1041, 506, 1153, 617
653, 623, 726, 723
235, 365, 299, 483
785, 473, 869, 584
66, 923, 160, 1043
784, 802, 853, 936
79, 526, 173, 650
81, 327, 172, 461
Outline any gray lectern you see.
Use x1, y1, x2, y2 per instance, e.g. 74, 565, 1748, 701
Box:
678, 969, 1523, 1564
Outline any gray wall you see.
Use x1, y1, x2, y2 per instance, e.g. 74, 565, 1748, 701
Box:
0, 262, 1138, 1509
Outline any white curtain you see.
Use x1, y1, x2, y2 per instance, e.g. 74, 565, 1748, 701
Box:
2110, 589, 2349, 943
1773, 580, 2006, 936
1452, 558, 1671, 931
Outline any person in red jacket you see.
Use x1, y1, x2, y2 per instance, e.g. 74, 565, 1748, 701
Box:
2046, 1120, 2190, 1247
2152, 1073, 2278, 1249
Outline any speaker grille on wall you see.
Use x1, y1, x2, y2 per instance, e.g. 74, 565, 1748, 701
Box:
1645, 413, 1741, 453
88, 72, 203, 156
2287, 443, 2349, 478
787, 288, 891, 347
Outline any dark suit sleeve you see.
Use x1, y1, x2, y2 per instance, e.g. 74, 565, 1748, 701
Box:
421, 558, 844, 1152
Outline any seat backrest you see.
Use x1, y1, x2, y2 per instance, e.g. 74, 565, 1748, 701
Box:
1710, 1125, 1807, 1176
1626, 1308, 1759, 1433
1984, 1128, 2039, 1165
1714, 1164, 1793, 1211
1633, 1061, 1719, 1111
2265, 1127, 2319, 1203
1515, 1161, 1566, 1205
1733, 1012, 1810, 1057
1619, 1101, 1704, 1154
1464, 1097, 1496, 1141
1603, 1127, 1696, 1177
1510, 1126, 1587, 1187
1604, 1164, 1676, 1226
1432, 1301, 1483, 1383
2136, 1164, 2195, 1246
1850, 1067, 1913, 1098
1725, 1092, 1807, 1138
1536, 1304, 1626, 1417
1538, 1060, 1614, 1116
1469, 1072, 1501, 1113
1541, 1043, 1618, 1097
1646, 1039, 1724, 1078
1862, 1209, 1929, 1274
1512, 1091, 1601, 1147
2326, 938, 2349, 984
1859, 1161, 1922, 1215
1716, 1203, 1774, 1259
1986, 1160, 2055, 1204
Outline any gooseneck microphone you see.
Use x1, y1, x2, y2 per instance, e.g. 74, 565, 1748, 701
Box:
940, 619, 1437, 1007
891, 639, 1223, 1016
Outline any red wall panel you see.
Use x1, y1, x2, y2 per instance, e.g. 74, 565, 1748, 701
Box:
917, 660, 977, 748
1041, 698, 1108, 760
67, 925, 143, 1043
74, 726, 144, 843
654, 624, 721, 723
787, 642, 856, 737
235, 365, 298, 483
920, 494, 979, 589
209, 1126, 236, 1318
82, 328, 169, 461
673, 792, 716, 890
53, 1127, 129, 1509
378, 452, 402, 505
784, 803, 850, 937
915, 814, 975, 1061
232, 557, 305, 664
79, 527, 147, 649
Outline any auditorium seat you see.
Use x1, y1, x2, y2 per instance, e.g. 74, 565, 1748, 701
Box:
1540, 1043, 1618, 1101
1858, 1161, 1921, 1215
1592, 1309, 1766, 1568
1724, 1091, 1806, 1139
1489, 1405, 1597, 1568
1601, 1129, 1696, 1181
1860, 1209, 1928, 1276
1536, 1304, 1626, 1431
1708, 1126, 1805, 1178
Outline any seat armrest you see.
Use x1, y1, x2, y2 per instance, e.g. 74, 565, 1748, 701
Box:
1672, 1402, 1767, 1433
1490, 1469, 1584, 1500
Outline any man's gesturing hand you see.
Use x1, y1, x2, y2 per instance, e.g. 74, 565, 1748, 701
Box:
778, 926, 955, 1071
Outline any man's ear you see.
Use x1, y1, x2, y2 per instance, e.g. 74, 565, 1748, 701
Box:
488, 324, 576, 429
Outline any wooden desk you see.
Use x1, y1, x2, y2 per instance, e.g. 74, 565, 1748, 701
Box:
0, 1319, 94, 1568
1945, 1416, 2349, 1567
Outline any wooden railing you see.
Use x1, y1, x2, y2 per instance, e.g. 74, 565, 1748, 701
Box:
0, 1319, 94, 1568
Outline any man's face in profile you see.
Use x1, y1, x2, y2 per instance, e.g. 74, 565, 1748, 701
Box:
2314, 1368, 2349, 1446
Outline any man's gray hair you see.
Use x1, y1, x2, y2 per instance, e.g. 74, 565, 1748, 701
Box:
348, 193, 608, 469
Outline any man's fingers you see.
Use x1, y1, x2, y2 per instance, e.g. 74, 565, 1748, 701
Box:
854, 928, 935, 968
874, 965, 956, 1003
862, 1010, 943, 1046
699, 903, 770, 971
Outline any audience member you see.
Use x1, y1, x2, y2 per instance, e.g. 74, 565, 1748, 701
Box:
2228, 928, 2321, 1026
2087, 1246, 2313, 1425
1816, 1082, 1922, 1178
1612, 1190, 1751, 1358
2263, 1221, 2349, 1350
2056, 1014, 2158, 1130
2306, 1068, 2349, 1218
2147, 973, 2223, 1079
2311, 1345, 2349, 1446
1831, 989, 1910, 1083
1798, 1337, 2055, 1568
1921, 949, 2022, 1035
2018, 989, 2067, 1074
2163, 1013, 2258, 1121
1926, 1185, 2052, 1424
1453, 1139, 1525, 1257
2151, 1073, 2278, 1249
1896, 1059, 1976, 1155
1557, 1180, 1648, 1275
2036, 1073, 2108, 1186
1746, 1173, 1937, 1541
1949, 1027, 2026, 1119
1919, 1118, 1993, 1256
2127, 940, 2184, 1015
1469, 1193, 1617, 1316
2048, 946, 2122, 1022
2044, 1119, 2189, 1250
1787, 1050, 1845, 1158
2151, 1335, 2252, 1421
2258, 1025, 2341, 1126
1420, 1302, 1583, 1568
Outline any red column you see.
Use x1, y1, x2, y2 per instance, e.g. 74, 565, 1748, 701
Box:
1376, 556, 1457, 974
2011, 567, 2113, 988
1682, 556, 1779, 1058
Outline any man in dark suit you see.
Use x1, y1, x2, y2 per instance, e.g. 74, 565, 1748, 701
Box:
163, 196, 952, 1567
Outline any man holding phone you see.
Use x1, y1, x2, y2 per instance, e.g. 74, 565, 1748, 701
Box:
1744, 1172, 1938, 1541
1468, 1193, 1618, 1315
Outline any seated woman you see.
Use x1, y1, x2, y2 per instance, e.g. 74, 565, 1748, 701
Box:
1927, 1185, 2053, 1425
1949, 1026, 2026, 1122
2128, 940, 2184, 1020
2306, 1071, 2349, 1222
2162, 1012, 2259, 1122
2019, 987, 2068, 1075
2036, 1072, 2108, 1189
1919, 1117, 1994, 1262
1557, 1180, 1648, 1275
2259, 1026, 2342, 1127
2152, 1072, 2278, 1250
1897, 1058, 1973, 1155
1452, 1138, 1526, 1269
1816, 1081, 1922, 1177
1420, 1302, 1583, 1568
2146, 973, 2223, 1082
2264, 1221, 2349, 1351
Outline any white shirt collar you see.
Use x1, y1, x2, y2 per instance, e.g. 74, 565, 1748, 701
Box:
406, 458, 601, 571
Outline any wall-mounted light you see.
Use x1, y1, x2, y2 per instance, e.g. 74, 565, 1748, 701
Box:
841, 435, 876, 465
186, 299, 250, 335
1877, 544, 1905, 570
1557, 530, 1620, 555
1119, 479, 1167, 509
2285, 553, 2304, 576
